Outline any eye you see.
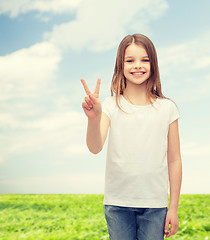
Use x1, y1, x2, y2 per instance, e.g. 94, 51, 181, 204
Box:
125, 59, 133, 63
142, 59, 150, 62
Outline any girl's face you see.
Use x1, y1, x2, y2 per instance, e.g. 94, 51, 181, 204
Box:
123, 43, 151, 87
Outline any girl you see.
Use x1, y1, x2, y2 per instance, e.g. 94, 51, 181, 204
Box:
81, 34, 182, 240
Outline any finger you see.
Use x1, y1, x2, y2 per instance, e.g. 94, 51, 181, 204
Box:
170, 222, 178, 236
164, 232, 169, 238
170, 224, 175, 236
89, 94, 96, 104
85, 96, 93, 107
164, 219, 169, 234
94, 78, 101, 95
165, 233, 170, 238
165, 223, 177, 238
82, 102, 92, 111
81, 79, 91, 95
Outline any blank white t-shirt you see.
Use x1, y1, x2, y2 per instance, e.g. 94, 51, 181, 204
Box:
102, 95, 180, 208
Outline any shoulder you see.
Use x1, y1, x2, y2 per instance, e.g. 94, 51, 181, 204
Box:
157, 97, 180, 124
157, 96, 174, 104
157, 97, 178, 109
102, 95, 115, 104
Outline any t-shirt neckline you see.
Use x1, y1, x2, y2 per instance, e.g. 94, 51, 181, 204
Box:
120, 95, 158, 108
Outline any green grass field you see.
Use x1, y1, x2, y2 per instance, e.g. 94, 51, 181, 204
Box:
0, 194, 209, 240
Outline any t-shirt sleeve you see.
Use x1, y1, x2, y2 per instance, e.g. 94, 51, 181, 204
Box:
169, 101, 180, 124
102, 96, 113, 119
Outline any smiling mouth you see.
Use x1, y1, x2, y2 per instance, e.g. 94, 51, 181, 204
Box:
131, 72, 145, 75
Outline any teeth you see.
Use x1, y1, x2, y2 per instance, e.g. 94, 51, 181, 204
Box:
132, 72, 144, 75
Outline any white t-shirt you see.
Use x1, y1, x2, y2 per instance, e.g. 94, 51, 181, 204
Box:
102, 95, 180, 208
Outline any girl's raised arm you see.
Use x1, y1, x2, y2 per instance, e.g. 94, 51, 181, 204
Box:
81, 78, 110, 154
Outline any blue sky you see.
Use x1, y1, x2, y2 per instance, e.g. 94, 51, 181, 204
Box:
0, 0, 209, 194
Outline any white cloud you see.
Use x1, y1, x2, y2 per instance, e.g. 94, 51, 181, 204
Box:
64, 144, 88, 158
45, 0, 168, 52
197, 74, 210, 96
1, 171, 209, 194
180, 140, 210, 194
181, 175, 210, 194
0, 109, 87, 159
0, 0, 169, 52
25, 111, 84, 131
0, 42, 61, 100
0, 0, 82, 17
0, 173, 105, 193
181, 142, 210, 157
158, 31, 210, 75
157, 31, 210, 103
2, 0, 209, 195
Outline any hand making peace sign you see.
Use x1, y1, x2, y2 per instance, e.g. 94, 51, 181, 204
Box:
81, 78, 102, 119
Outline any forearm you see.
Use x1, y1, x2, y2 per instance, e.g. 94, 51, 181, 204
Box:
168, 157, 182, 210
86, 116, 103, 154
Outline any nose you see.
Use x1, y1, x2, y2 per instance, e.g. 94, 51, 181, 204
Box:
134, 61, 142, 69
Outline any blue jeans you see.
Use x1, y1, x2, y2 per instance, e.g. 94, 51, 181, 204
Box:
104, 205, 167, 240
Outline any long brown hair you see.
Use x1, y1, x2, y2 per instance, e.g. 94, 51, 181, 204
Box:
111, 33, 165, 112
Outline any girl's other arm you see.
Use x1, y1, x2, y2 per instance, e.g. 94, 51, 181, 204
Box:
81, 78, 110, 154
165, 119, 182, 238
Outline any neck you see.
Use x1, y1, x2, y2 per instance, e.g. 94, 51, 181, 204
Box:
123, 81, 150, 105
